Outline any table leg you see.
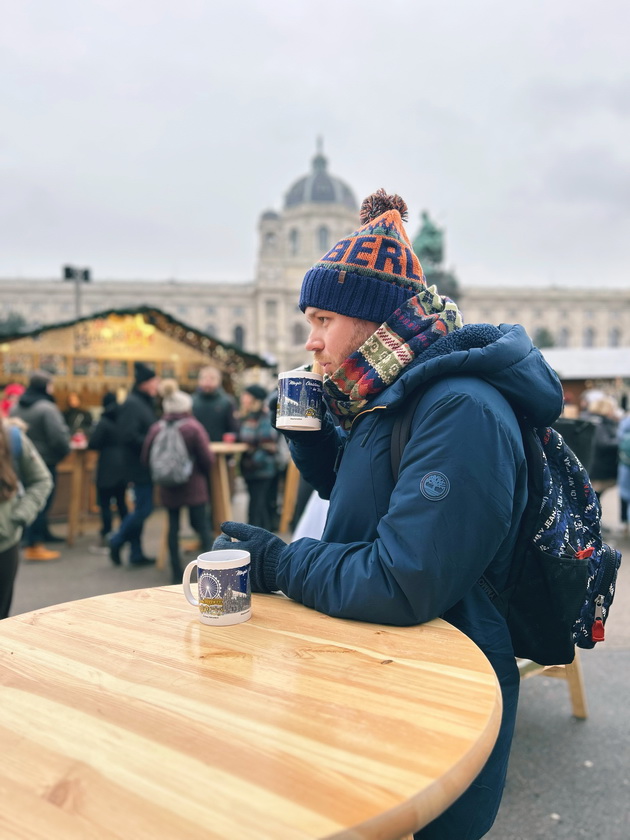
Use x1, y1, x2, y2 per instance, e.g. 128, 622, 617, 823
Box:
279, 460, 300, 533
66, 452, 83, 546
209, 455, 232, 535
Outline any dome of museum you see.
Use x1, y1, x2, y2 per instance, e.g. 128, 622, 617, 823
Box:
284, 148, 357, 211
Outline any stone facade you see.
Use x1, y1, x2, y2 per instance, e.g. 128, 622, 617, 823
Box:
1, 150, 628, 379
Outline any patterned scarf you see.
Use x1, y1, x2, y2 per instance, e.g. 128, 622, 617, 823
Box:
324, 286, 463, 429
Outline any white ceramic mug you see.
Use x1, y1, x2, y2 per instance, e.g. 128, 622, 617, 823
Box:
182, 549, 251, 626
276, 369, 323, 431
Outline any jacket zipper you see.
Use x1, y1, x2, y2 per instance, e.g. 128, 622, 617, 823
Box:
591, 544, 619, 641
333, 406, 388, 471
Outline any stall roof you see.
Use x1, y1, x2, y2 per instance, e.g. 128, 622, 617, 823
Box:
0, 306, 273, 372
541, 346, 630, 380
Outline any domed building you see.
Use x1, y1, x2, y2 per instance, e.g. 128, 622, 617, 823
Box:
254, 143, 359, 371
1, 145, 628, 397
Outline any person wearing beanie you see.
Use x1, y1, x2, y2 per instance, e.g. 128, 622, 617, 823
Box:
10, 370, 70, 560
88, 392, 128, 547
214, 189, 565, 840
237, 384, 278, 530
142, 380, 214, 583
107, 362, 159, 567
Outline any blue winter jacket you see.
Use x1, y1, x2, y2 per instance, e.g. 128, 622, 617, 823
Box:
275, 323, 564, 839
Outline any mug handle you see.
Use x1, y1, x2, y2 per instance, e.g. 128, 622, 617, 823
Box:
182, 560, 199, 606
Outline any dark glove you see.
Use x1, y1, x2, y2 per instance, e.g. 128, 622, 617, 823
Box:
212, 521, 287, 593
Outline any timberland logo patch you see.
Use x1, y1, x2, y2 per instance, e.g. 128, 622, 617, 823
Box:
420, 471, 450, 501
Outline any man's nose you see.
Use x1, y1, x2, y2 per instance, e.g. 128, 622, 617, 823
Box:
305, 329, 322, 352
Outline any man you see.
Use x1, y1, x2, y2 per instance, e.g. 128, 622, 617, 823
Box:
11, 370, 70, 560
108, 362, 160, 567
214, 189, 563, 839
192, 365, 237, 442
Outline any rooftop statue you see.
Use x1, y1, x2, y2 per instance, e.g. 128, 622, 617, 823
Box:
413, 211, 444, 266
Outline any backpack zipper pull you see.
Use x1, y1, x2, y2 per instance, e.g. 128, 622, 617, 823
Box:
592, 595, 605, 642
575, 547, 595, 559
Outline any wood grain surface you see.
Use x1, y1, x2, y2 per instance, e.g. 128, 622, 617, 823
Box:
0, 588, 502, 840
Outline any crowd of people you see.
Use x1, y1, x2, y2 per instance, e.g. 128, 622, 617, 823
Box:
0, 361, 290, 600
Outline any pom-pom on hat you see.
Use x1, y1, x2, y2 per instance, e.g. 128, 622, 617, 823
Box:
134, 361, 157, 384
299, 188, 426, 325
160, 379, 193, 414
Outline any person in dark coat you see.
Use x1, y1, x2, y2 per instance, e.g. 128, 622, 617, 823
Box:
581, 395, 619, 505
63, 392, 93, 437
10, 370, 70, 560
214, 189, 564, 840
142, 380, 214, 583
88, 392, 128, 546
107, 362, 159, 567
192, 366, 237, 442
237, 384, 278, 531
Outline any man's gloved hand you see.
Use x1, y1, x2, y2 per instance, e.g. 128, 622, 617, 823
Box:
212, 521, 287, 593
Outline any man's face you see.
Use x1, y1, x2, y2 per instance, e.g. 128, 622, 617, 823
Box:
304, 308, 380, 375
139, 376, 160, 398
199, 368, 221, 393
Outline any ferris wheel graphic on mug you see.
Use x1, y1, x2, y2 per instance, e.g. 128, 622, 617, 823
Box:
199, 572, 222, 599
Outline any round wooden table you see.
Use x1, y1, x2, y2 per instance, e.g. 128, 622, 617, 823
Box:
0, 588, 502, 840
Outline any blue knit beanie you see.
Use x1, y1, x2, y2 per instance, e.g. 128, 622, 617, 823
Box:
299, 189, 426, 323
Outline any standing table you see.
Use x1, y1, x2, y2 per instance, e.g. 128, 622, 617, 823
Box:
0, 588, 502, 840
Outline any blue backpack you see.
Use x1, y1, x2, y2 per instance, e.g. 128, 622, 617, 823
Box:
391, 382, 623, 666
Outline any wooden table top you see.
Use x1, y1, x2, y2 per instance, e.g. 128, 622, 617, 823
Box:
0, 588, 502, 840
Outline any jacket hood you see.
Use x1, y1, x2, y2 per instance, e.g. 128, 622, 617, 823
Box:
18, 388, 54, 408
377, 323, 564, 428
102, 402, 119, 421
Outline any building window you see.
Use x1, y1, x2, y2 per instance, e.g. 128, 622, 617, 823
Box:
206, 323, 217, 336
293, 322, 307, 346
232, 306, 244, 317
264, 232, 277, 250
557, 327, 570, 348
609, 327, 621, 348
289, 229, 300, 256
265, 299, 277, 318
233, 325, 245, 348
206, 306, 216, 316
317, 226, 329, 253
583, 327, 595, 348
177, 305, 189, 316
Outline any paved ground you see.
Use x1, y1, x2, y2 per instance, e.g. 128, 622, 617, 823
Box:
6, 485, 630, 838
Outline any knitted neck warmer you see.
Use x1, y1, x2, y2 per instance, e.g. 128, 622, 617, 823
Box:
324, 286, 463, 429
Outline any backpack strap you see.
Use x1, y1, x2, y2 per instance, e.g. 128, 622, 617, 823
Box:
8, 425, 23, 482
390, 381, 433, 480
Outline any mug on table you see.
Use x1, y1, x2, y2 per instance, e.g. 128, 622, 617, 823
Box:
182, 549, 251, 626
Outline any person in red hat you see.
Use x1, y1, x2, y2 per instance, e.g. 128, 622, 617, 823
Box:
1, 383, 25, 419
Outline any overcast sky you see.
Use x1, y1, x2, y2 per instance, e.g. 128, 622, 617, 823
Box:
1, 0, 628, 289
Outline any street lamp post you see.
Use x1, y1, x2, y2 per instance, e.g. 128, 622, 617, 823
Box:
63, 265, 91, 318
